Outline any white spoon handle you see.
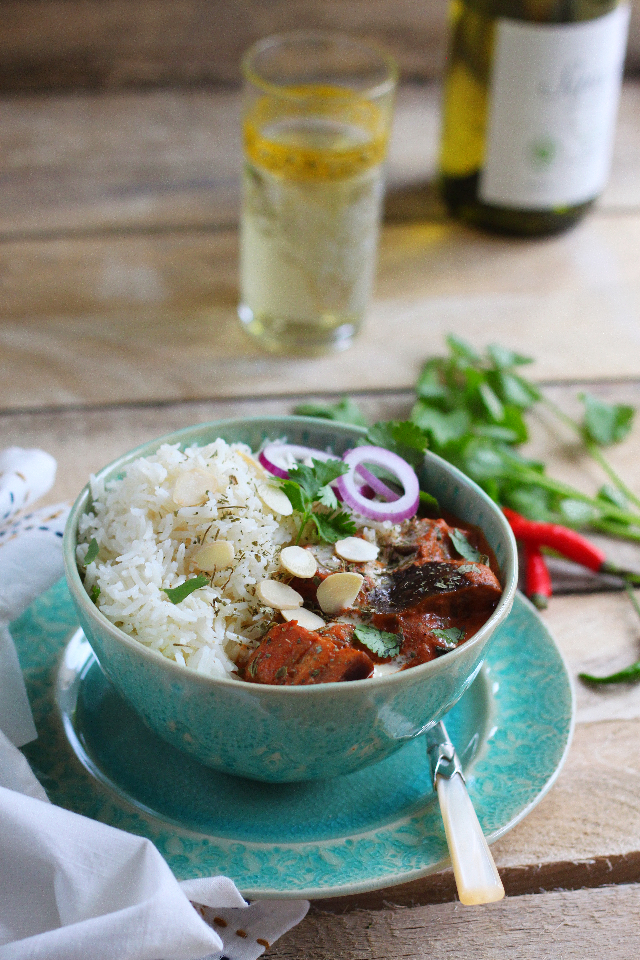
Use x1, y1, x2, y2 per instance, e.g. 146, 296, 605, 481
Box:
436, 770, 505, 905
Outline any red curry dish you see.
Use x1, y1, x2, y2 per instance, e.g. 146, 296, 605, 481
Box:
238, 516, 502, 686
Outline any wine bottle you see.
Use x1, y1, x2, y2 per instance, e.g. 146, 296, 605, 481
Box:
438, 0, 630, 235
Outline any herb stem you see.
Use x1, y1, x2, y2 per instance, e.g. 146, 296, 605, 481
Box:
509, 462, 640, 529
542, 396, 640, 512
625, 580, 640, 619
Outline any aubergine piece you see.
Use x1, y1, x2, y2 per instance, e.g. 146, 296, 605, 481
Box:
240, 621, 374, 685
367, 559, 502, 620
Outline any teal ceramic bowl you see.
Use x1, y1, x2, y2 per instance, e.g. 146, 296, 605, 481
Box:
63, 417, 518, 782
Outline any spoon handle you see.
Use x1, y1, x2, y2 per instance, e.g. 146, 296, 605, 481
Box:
435, 769, 505, 905
427, 721, 504, 906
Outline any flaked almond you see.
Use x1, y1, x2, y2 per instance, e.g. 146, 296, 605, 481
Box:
237, 449, 268, 478
173, 469, 219, 507
280, 545, 317, 578
256, 579, 303, 610
316, 572, 364, 616
257, 481, 293, 516
194, 540, 235, 571
335, 537, 379, 563
281, 608, 326, 630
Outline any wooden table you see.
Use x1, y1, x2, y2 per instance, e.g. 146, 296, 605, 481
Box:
3, 80, 640, 958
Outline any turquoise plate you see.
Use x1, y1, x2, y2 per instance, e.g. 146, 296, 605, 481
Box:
12, 580, 574, 900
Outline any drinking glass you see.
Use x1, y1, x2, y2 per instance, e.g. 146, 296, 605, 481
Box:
238, 31, 398, 355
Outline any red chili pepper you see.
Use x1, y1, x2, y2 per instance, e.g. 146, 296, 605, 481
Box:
523, 541, 552, 610
502, 507, 606, 571
502, 506, 640, 584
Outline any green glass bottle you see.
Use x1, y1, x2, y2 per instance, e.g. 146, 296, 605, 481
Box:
439, 0, 630, 235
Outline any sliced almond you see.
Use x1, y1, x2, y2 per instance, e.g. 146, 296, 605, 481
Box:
281, 608, 326, 630
316, 572, 364, 616
335, 537, 379, 563
256, 579, 303, 610
280, 545, 317, 579
257, 481, 293, 516
236, 449, 268, 478
194, 540, 235, 571
173, 468, 219, 507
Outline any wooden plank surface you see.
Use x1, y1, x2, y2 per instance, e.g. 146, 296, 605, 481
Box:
1, 80, 639, 411
1, 0, 639, 92
3, 209, 640, 410
269, 883, 640, 959
1, 82, 639, 240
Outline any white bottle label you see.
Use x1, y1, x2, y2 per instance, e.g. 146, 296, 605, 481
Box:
479, 5, 630, 209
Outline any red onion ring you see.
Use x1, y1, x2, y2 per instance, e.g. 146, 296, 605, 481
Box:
259, 442, 333, 479
336, 446, 420, 522
355, 464, 400, 502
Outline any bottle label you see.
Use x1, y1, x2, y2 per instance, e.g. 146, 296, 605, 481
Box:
479, 5, 630, 209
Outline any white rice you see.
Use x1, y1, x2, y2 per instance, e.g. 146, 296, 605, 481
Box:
77, 439, 299, 679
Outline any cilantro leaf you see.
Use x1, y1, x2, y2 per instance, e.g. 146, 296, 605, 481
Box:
446, 334, 480, 364
432, 627, 464, 650
316, 484, 339, 510
163, 576, 209, 604
89, 584, 101, 604
84, 538, 99, 565
449, 528, 484, 562
487, 343, 533, 369
366, 420, 430, 468
287, 458, 347, 502
419, 490, 440, 510
279, 479, 308, 514
312, 509, 357, 543
280, 459, 351, 545
580, 392, 634, 446
293, 396, 368, 427
410, 404, 470, 447
354, 624, 402, 658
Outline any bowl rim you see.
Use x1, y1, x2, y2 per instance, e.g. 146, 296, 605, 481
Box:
63, 415, 518, 696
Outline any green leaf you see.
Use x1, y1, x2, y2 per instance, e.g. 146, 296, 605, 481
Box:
311, 458, 349, 488
473, 424, 520, 443
316, 484, 339, 510
163, 576, 210, 604
89, 584, 101, 604
504, 485, 553, 522
311, 510, 357, 543
432, 626, 464, 650
446, 334, 480, 364
283, 458, 343, 504
354, 624, 402, 658
415, 360, 448, 401
449, 528, 484, 562
293, 397, 368, 427
478, 381, 505, 422
487, 343, 533, 369
419, 490, 440, 510
598, 483, 629, 510
580, 392, 634, 446
461, 442, 510, 481
279, 479, 308, 514
366, 420, 430, 467
499, 405, 529, 445
85, 538, 99, 565
410, 404, 470, 447
498, 372, 541, 409
559, 498, 599, 524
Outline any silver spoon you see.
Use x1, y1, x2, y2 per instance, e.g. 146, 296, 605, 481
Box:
426, 721, 505, 905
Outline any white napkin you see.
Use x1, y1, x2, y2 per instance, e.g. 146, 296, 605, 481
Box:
0, 449, 309, 960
